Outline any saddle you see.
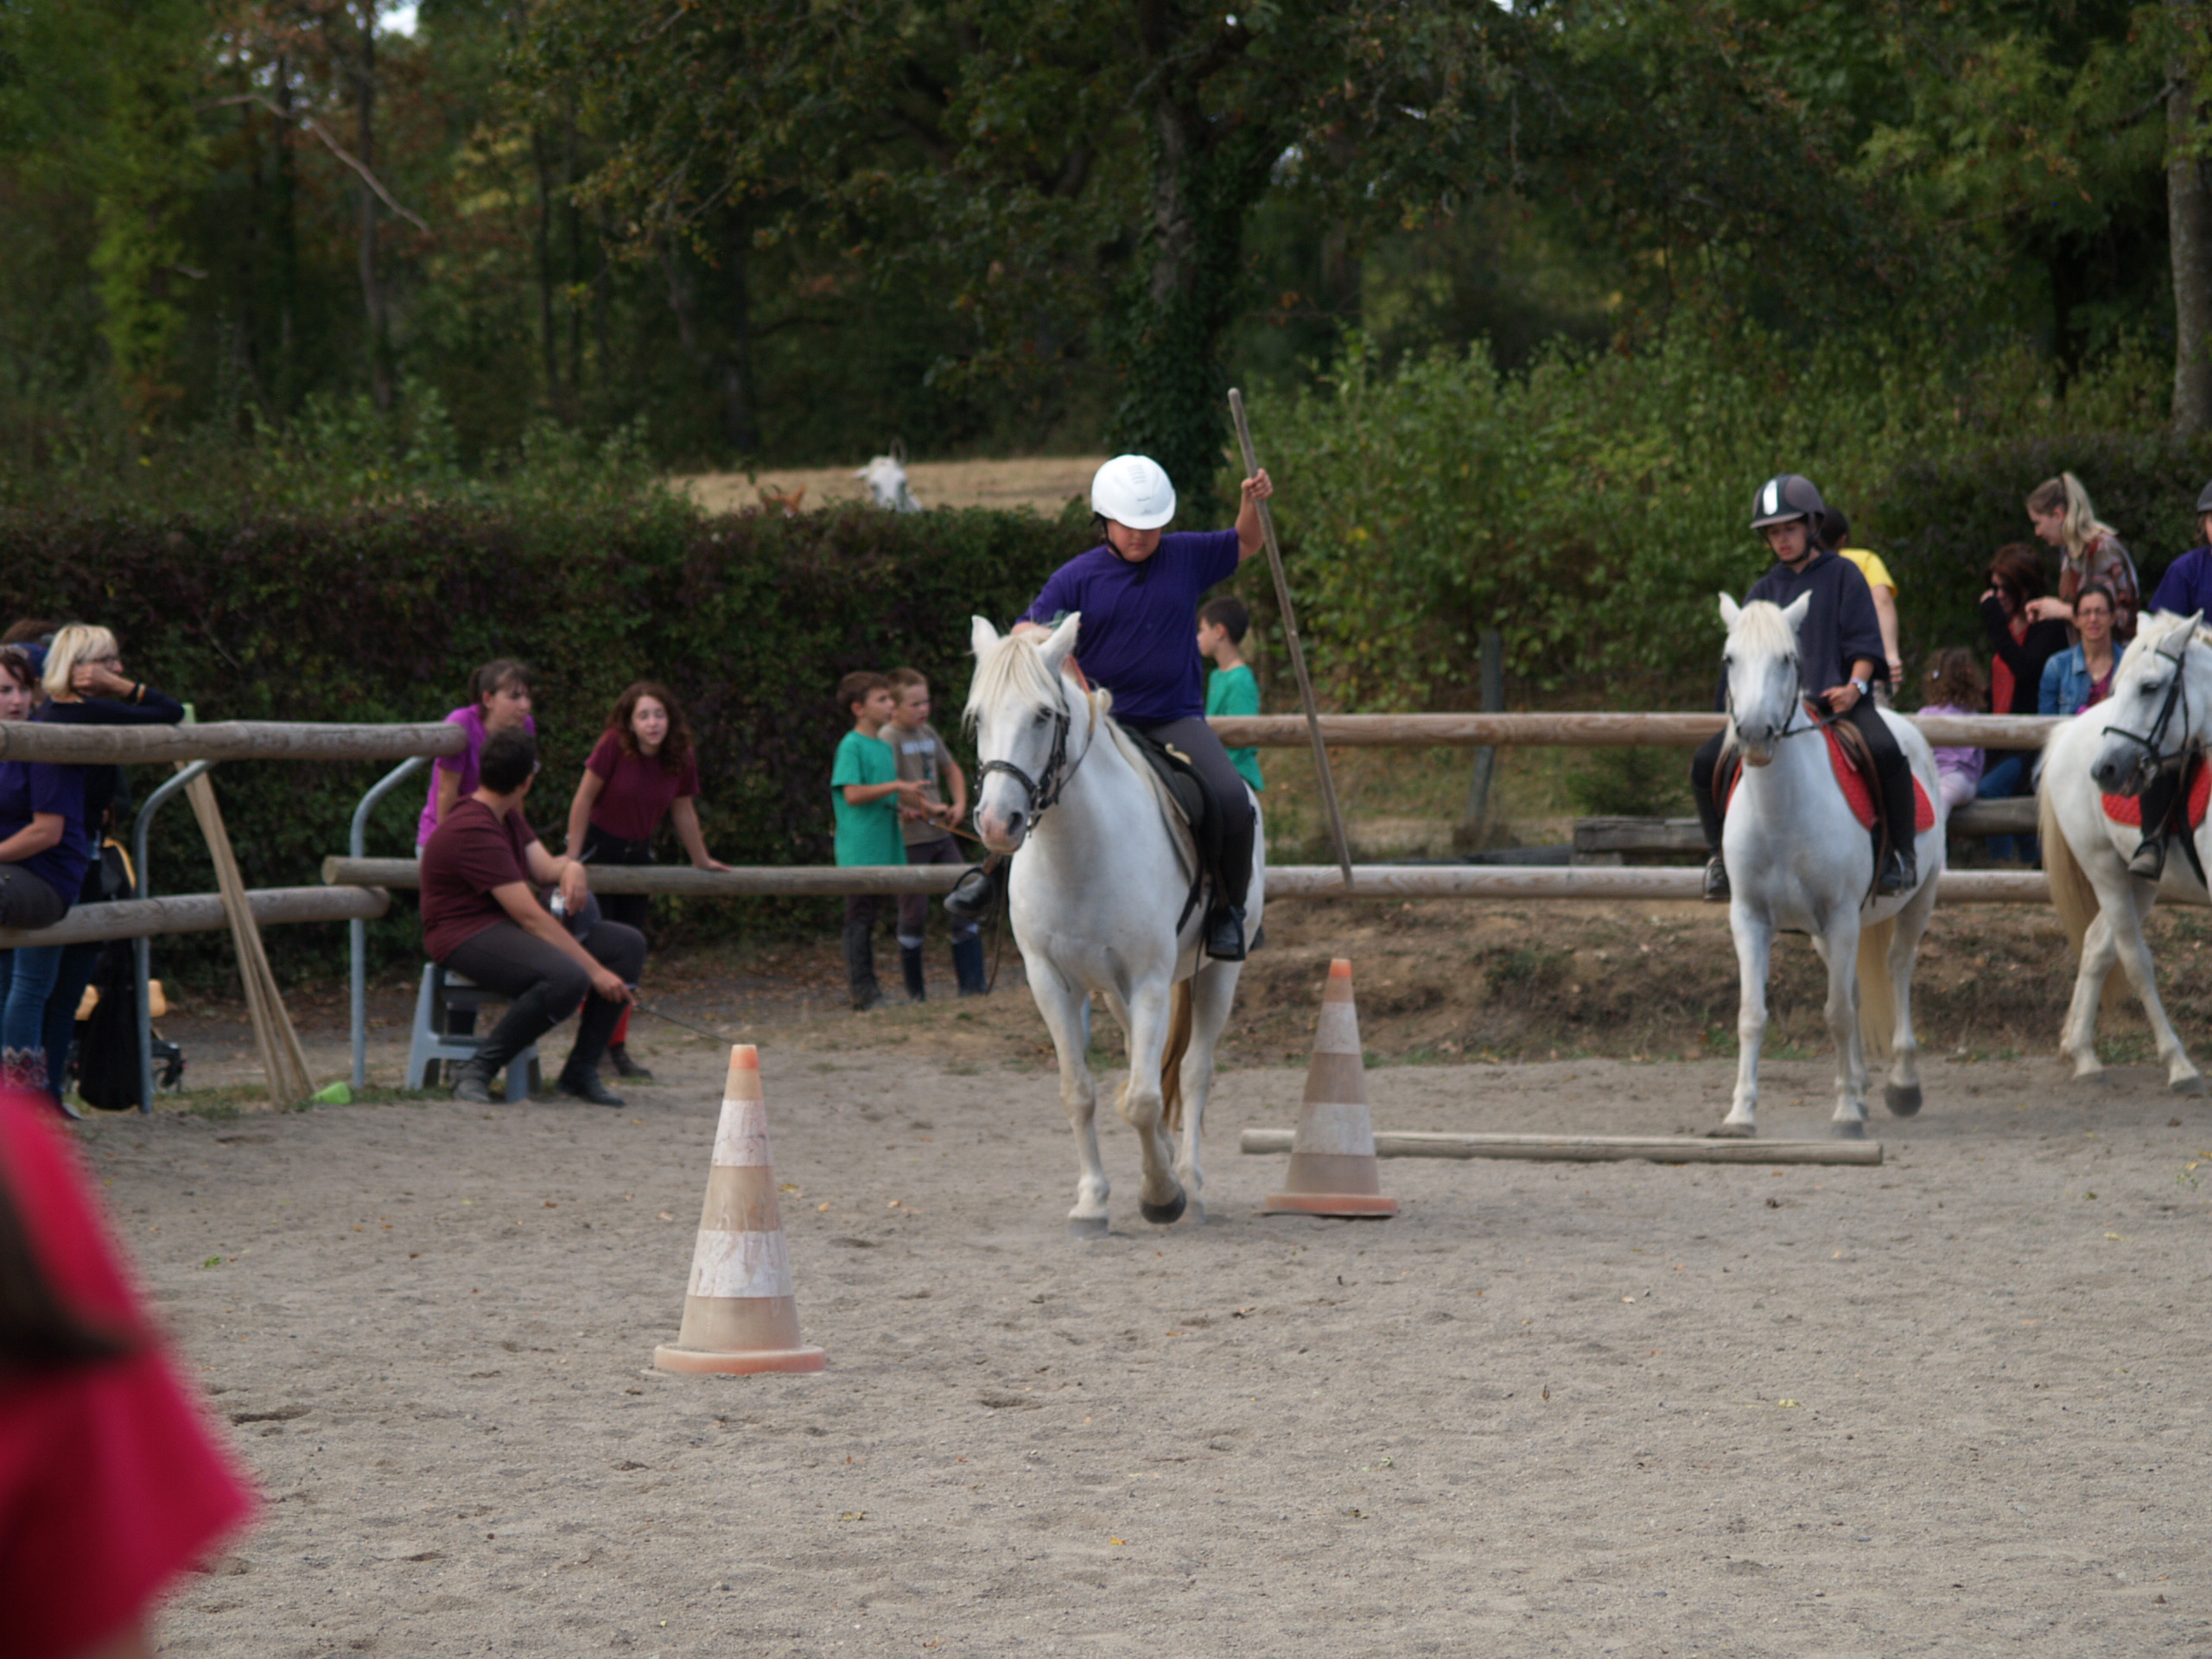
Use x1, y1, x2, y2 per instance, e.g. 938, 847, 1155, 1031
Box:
1118, 727, 1224, 931
2101, 752, 2212, 830
1717, 702, 1934, 878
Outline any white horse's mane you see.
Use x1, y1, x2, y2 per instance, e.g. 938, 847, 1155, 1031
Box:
966, 630, 1115, 727
1728, 598, 1801, 661
2129, 608, 2212, 658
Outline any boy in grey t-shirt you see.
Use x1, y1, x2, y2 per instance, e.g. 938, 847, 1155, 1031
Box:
886, 669, 985, 999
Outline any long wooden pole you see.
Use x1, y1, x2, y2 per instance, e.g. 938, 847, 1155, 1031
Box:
186, 772, 316, 1106
1205, 711, 2060, 751
0, 721, 467, 764
1239, 1128, 1883, 1167
0, 886, 388, 948
1228, 387, 1354, 890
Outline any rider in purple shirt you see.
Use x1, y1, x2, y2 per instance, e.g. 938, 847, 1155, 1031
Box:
947, 454, 1274, 960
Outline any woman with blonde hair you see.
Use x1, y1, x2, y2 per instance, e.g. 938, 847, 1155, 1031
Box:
2024, 472, 2139, 640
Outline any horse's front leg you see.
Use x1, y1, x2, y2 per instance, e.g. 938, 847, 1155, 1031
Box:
2107, 894, 2206, 1095
1116, 981, 1186, 1225
1821, 912, 1869, 1138
1030, 963, 1110, 1235
1719, 903, 1772, 1136
2061, 909, 2120, 1080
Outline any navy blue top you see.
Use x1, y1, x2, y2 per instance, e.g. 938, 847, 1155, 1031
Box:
2152, 545, 2212, 620
1744, 549, 1887, 696
0, 756, 88, 903
1022, 531, 1243, 723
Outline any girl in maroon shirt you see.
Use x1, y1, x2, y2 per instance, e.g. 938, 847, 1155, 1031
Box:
563, 683, 729, 1079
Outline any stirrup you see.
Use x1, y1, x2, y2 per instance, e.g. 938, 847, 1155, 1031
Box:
944, 864, 998, 922
1701, 855, 1730, 903
1877, 849, 1914, 896
1204, 904, 1248, 962
2130, 836, 2167, 880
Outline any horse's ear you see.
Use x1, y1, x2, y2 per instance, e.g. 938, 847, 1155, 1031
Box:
1782, 592, 1812, 631
971, 615, 1001, 658
1718, 594, 1742, 628
1039, 612, 1083, 672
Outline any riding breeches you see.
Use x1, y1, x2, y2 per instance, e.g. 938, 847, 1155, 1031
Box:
1690, 699, 1913, 855
1124, 714, 1256, 910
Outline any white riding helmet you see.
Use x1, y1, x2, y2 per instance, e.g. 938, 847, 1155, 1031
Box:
1090, 454, 1177, 531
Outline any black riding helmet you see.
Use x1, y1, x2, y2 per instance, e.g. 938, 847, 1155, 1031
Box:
2195, 478, 2212, 517
1750, 474, 1826, 531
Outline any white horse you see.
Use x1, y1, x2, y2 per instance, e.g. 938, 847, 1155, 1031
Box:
966, 614, 1261, 1234
856, 448, 920, 512
1716, 594, 1945, 1137
2037, 608, 2212, 1094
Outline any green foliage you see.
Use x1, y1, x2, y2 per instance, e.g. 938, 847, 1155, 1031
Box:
0, 495, 1077, 983
1567, 747, 1690, 819
1255, 318, 2181, 710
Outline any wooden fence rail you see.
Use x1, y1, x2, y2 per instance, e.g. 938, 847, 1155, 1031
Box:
0, 721, 467, 764
1207, 712, 2061, 751
322, 857, 2047, 906
0, 885, 388, 949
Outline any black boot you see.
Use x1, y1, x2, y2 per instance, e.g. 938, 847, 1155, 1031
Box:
950, 936, 988, 996
944, 864, 1000, 925
2131, 835, 2167, 880
1877, 845, 1916, 897
557, 1062, 624, 1107
451, 1057, 498, 1103
1204, 904, 1247, 962
1702, 855, 1730, 903
606, 1042, 653, 1081
900, 944, 927, 1003
843, 912, 883, 1010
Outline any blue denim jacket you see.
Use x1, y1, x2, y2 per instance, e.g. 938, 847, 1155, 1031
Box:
2038, 644, 2114, 715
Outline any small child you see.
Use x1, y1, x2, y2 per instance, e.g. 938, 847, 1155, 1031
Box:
1918, 645, 1987, 817
830, 671, 925, 1011
884, 669, 984, 1001
1197, 596, 1264, 797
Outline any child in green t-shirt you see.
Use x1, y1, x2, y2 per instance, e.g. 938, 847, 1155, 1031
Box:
1198, 596, 1263, 794
830, 671, 925, 1010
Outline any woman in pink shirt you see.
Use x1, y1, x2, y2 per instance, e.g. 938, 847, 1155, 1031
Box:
563, 683, 729, 1079
416, 659, 537, 851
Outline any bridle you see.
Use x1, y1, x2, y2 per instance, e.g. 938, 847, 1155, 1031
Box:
1726, 653, 1825, 751
2100, 631, 2195, 792
976, 682, 1097, 832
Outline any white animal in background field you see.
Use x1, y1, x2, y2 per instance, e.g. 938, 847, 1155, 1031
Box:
2039, 608, 2212, 1095
856, 448, 920, 512
966, 614, 1261, 1233
1716, 594, 1945, 1137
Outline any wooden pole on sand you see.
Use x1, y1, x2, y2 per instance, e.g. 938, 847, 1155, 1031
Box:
184, 769, 316, 1107
1228, 387, 1354, 891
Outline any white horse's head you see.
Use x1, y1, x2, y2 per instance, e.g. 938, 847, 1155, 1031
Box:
2088, 609, 2210, 795
856, 454, 919, 512
1719, 592, 1811, 766
967, 613, 1083, 853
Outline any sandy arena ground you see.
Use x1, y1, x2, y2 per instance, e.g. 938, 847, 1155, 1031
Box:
74, 963, 2212, 1656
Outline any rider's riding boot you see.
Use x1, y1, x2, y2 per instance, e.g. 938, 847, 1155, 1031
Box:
2130, 835, 2168, 880
1204, 904, 1248, 963
944, 864, 999, 925
899, 944, 927, 1003
1877, 845, 1916, 898
1701, 855, 1730, 903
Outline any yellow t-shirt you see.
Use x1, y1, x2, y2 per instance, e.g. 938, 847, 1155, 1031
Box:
1839, 546, 1897, 594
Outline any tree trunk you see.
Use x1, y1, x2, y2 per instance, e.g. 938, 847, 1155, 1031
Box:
565, 109, 583, 398
2171, 3, 2212, 435
532, 124, 560, 406
274, 52, 299, 413
353, 6, 390, 410
661, 232, 759, 457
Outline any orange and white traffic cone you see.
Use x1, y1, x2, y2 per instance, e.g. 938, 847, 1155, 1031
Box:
653, 1046, 826, 1375
1264, 959, 1396, 1218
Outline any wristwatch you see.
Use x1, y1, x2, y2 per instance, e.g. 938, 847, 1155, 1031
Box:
1850, 677, 1872, 700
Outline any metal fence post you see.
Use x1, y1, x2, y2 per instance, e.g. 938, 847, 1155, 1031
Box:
131, 761, 213, 1115
349, 757, 426, 1090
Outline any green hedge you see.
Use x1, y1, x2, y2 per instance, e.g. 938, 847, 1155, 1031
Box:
0, 499, 1081, 982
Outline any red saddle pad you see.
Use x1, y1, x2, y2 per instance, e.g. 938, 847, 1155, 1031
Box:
1723, 712, 1936, 833
2102, 753, 2211, 829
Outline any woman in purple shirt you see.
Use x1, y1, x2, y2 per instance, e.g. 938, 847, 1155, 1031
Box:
417, 659, 537, 850
953, 454, 1274, 960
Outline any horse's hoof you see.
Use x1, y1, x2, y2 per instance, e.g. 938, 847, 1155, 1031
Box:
1884, 1083, 1923, 1119
1708, 1121, 1757, 1139
1140, 1190, 1188, 1226
1831, 1119, 1869, 1141
2172, 1074, 2207, 1098
1066, 1216, 1109, 1240
2071, 1065, 2110, 1087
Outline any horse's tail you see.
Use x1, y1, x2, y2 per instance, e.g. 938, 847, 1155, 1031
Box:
1856, 917, 1897, 1058
1160, 980, 1194, 1134
2041, 782, 2098, 957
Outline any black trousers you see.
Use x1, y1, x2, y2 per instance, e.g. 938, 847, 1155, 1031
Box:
1691, 697, 1912, 855
442, 917, 646, 1080
1125, 714, 1257, 910
2138, 765, 2183, 847
581, 824, 654, 934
